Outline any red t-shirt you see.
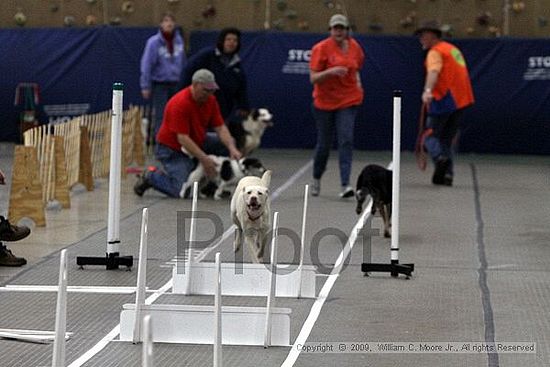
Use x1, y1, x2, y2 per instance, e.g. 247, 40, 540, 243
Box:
156, 86, 224, 150
310, 37, 365, 110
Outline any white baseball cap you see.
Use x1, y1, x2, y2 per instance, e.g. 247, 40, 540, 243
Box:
329, 14, 349, 28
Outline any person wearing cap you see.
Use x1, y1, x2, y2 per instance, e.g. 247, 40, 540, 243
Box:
179, 27, 248, 122
134, 69, 242, 198
415, 22, 474, 186
140, 12, 187, 142
309, 14, 365, 198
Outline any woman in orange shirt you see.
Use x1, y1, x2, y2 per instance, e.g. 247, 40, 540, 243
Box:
309, 14, 365, 198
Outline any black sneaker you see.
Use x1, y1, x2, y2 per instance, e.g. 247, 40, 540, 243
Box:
444, 174, 453, 186
0, 216, 30, 242
432, 158, 450, 185
0, 244, 27, 267
133, 174, 152, 196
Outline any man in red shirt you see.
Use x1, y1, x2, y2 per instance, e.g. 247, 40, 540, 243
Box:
134, 69, 241, 198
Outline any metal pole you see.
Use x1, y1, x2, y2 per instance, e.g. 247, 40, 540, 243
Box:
142, 315, 153, 367
297, 185, 309, 298
390, 91, 402, 268
52, 250, 68, 367
107, 83, 123, 255
213, 252, 223, 367
264, 0, 271, 30
264, 211, 279, 348
184, 182, 199, 294
133, 208, 149, 343
503, 0, 511, 36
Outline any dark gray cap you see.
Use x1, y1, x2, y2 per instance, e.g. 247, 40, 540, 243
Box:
414, 20, 443, 38
192, 69, 219, 90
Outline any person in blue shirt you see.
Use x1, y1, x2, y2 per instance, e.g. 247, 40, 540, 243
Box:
140, 12, 187, 141
179, 27, 249, 122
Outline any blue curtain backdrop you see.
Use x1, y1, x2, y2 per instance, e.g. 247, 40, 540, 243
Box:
1, 27, 549, 154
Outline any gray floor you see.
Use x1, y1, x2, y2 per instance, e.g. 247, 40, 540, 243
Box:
0, 144, 548, 367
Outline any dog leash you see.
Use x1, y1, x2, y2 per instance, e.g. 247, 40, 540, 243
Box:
414, 102, 431, 171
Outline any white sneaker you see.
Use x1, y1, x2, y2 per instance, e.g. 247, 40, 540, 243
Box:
339, 185, 354, 198
311, 179, 320, 196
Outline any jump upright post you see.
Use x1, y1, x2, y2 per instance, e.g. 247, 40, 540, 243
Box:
361, 90, 415, 278
76, 83, 133, 270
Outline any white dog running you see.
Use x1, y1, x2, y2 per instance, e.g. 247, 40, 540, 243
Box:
230, 170, 272, 263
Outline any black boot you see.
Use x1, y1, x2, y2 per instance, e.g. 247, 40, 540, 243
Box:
0, 243, 27, 267
0, 216, 31, 242
432, 157, 450, 185
134, 174, 152, 196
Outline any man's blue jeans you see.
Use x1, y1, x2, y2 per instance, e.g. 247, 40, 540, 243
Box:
148, 133, 228, 198
152, 82, 179, 140
424, 109, 464, 177
312, 105, 357, 187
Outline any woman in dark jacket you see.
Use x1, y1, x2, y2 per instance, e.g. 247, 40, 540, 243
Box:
179, 28, 249, 121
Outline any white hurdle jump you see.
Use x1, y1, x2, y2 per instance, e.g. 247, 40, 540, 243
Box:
120, 210, 291, 347
171, 185, 317, 298
0, 251, 73, 346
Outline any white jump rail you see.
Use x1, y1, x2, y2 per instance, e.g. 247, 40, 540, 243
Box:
171, 262, 316, 298
172, 184, 317, 298
121, 211, 292, 347
120, 303, 291, 346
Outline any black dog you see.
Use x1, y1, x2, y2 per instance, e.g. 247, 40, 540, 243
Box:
355, 164, 392, 238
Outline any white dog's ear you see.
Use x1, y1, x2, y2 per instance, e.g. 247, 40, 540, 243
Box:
261, 170, 272, 188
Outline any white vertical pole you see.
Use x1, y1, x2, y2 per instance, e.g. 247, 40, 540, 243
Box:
503, 0, 511, 36
52, 249, 68, 367
297, 185, 309, 298
133, 208, 149, 343
264, 211, 279, 348
141, 315, 153, 367
184, 182, 199, 295
213, 252, 222, 367
390, 91, 402, 264
107, 83, 123, 254
264, 0, 271, 30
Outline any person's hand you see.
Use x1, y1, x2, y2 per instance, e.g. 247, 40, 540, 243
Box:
229, 147, 242, 161
200, 156, 219, 179
0, 169, 5, 185
422, 89, 433, 104
328, 66, 348, 77
141, 89, 151, 100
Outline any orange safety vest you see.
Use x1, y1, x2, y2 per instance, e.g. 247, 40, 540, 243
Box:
427, 41, 474, 113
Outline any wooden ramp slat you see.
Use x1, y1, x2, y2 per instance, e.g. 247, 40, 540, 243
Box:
8, 146, 46, 227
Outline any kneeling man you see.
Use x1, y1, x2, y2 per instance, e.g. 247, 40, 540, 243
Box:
134, 69, 241, 197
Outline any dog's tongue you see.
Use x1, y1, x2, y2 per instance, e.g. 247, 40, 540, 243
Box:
247, 204, 262, 218
248, 203, 260, 211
